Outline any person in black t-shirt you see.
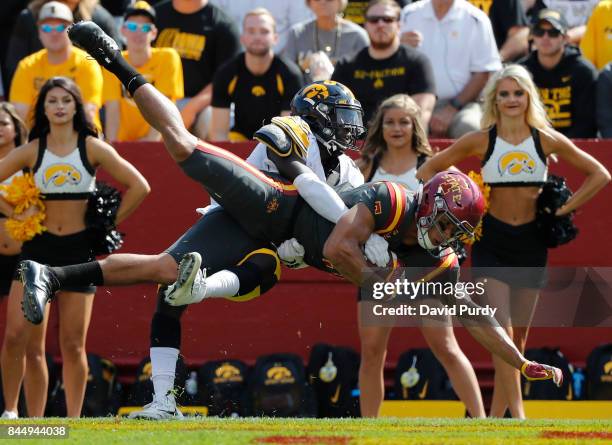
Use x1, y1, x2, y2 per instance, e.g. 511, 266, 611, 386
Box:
519, 9, 598, 138
154, 0, 240, 138
469, 0, 530, 62
332, 0, 435, 126
210, 8, 304, 141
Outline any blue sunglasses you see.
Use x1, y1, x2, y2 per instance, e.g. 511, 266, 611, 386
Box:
40, 24, 67, 33
124, 21, 153, 33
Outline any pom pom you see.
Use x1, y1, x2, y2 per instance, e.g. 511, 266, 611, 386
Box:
85, 181, 124, 256
460, 171, 490, 245
536, 175, 578, 248
1, 173, 47, 241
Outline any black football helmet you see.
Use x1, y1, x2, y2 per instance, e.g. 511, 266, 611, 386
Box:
290, 80, 366, 155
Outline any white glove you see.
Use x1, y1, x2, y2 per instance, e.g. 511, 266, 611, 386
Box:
364, 233, 390, 267
277, 238, 308, 269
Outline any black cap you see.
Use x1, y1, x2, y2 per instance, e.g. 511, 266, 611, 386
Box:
534, 9, 568, 33
124, 1, 156, 22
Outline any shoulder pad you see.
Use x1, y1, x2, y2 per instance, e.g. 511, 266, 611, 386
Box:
253, 116, 311, 160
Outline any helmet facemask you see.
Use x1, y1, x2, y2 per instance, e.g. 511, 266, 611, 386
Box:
416, 191, 476, 257
313, 102, 366, 155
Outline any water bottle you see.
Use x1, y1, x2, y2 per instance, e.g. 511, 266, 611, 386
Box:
573, 368, 585, 400
185, 371, 198, 397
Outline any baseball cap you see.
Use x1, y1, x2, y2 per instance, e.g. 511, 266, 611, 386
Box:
534, 9, 568, 33
38, 1, 74, 23
124, 1, 156, 22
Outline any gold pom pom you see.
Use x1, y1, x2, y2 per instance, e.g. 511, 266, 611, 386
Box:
460, 170, 490, 245
1, 173, 47, 241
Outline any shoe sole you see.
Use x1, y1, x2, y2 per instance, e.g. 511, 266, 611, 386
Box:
19, 265, 43, 325
165, 253, 202, 306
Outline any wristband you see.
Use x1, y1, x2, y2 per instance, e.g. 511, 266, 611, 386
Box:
449, 97, 464, 110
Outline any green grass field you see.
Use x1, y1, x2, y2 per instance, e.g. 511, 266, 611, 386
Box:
0, 417, 610, 444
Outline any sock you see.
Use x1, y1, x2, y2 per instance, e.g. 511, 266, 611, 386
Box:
49, 261, 103, 289
204, 269, 240, 299
150, 347, 179, 398
107, 55, 148, 96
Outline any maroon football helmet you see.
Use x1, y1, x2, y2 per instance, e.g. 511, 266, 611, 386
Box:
415, 171, 485, 254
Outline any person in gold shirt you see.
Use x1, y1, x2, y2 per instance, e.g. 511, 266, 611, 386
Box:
579, 0, 612, 70
9, 1, 103, 130
102, 1, 184, 142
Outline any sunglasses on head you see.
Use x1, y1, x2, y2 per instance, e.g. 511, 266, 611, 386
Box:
365, 15, 398, 24
40, 24, 67, 33
532, 27, 562, 38
124, 21, 153, 33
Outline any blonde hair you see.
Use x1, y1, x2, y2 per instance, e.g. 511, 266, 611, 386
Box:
360, 94, 433, 173
481, 64, 551, 130
30, 0, 98, 22
243, 8, 277, 32
306, 0, 349, 13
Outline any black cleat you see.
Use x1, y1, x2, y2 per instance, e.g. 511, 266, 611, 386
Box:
67, 21, 120, 69
19, 261, 57, 325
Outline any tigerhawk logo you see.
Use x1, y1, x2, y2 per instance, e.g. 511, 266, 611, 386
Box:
498, 151, 536, 176
251, 85, 266, 97
43, 163, 82, 187
213, 363, 243, 383
265, 365, 295, 385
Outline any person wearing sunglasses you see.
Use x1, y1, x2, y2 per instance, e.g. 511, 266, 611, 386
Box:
102, 1, 183, 142
519, 8, 598, 138
9, 1, 104, 131
332, 0, 436, 126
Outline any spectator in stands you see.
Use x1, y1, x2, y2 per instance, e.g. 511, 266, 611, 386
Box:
417, 64, 610, 418
332, 0, 436, 126
5, 0, 119, 89
210, 9, 304, 142
209, 0, 313, 52
468, 0, 530, 62
154, 0, 241, 139
9, 1, 104, 129
519, 9, 598, 138
103, 1, 183, 142
524, 0, 600, 45
579, 0, 612, 71
282, 0, 369, 79
0, 76, 149, 418
597, 62, 612, 138
0, 1, 29, 95
356, 94, 485, 419
400, 0, 502, 138
343, 0, 410, 26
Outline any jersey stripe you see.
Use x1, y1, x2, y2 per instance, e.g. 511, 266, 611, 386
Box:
377, 181, 406, 234
195, 141, 298, 195
418, 251, 459, 283
230, 248, 281, 302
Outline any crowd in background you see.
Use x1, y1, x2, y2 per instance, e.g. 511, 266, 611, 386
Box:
0, 0, 610, 141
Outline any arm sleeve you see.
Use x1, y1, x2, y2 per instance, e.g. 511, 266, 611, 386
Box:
293, 170, 348, 223
567, 62, 598, 138
596, 66, 612, 138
